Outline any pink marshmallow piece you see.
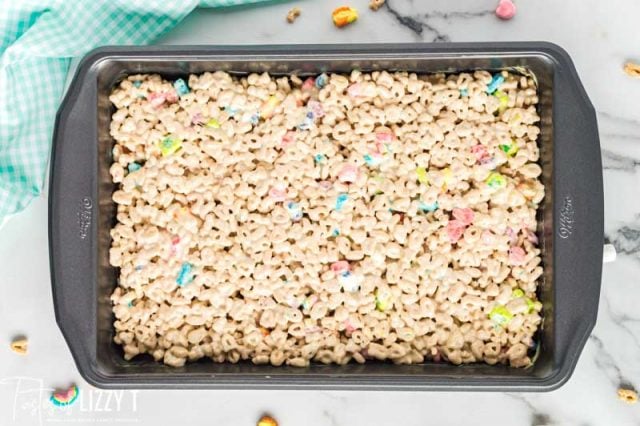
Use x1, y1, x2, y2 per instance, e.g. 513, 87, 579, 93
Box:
495, 0, 516, 20
269, 187, 287, 202
302, 77, 316, 92
452, 208, 475, 226
148, 92, 166, 108
509, 246, 526, 264
282, 131, 296, 147
338, 164, 359, 183
446, 220, 466, 243
347, 83, 362, 98
376, 131, 395, 143
331, 261, 350, 274
471, 144, 490, 163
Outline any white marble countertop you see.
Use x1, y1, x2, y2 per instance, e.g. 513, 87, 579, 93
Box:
1, 0, 639, 424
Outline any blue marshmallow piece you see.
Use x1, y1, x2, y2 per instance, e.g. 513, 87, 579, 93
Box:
486, 74, 504, 94
176, 262, 195, 286
173, 78, 190, 97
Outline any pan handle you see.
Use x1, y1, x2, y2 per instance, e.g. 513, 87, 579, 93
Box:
543, 43, 604, 386
48, 54, 100, 381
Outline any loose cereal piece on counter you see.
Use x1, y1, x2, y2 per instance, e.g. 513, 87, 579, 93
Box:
369, 0, 385, 11
50, 384, 79, 407
618, 388, 638, 404
286, 7, 301, 23
257, 415, 278, 426
10, 337, 28, 355
332, 6, 358, 28
623, 62, 640, 78
495, 0, 517, 20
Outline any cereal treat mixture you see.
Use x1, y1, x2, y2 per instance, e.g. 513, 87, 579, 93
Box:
109, 69, 544, 368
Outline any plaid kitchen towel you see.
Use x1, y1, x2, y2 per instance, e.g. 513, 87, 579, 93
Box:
0, 0, 270, 224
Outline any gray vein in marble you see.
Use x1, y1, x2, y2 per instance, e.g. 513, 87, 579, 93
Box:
505, 394, 555, 426
606, 225, 640, 257
589, 335, 635, 390
601, 149, 640, 171
383, 1, 492, 41
322, 408, 339, 426
598, 111, 640, 128
602, 296, 640, 354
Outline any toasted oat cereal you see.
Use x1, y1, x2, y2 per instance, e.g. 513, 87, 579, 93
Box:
108, 69, 544, 368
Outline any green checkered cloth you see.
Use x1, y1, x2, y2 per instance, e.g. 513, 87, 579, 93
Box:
0, 0, 269, 223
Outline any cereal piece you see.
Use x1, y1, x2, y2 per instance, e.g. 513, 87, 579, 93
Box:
508, 246, 526, 265
176, 262, 195, 286
459, 88, 468, 97
173, 79, 189, 97
495, 0, 516, 20
489, 306, 513, 327
10, 338, 28, 355
258, 415, 278, 426
332, 6, 358, 28
623, 62, 640, 78
369, 0, 385, 11
158, 136, 182, 157
286, 7, 301, 23
618, 388, 638, 404
50, 385, 79, 407
338, 271, 361, 292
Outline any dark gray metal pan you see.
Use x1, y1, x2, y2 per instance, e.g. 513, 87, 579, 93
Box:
49, 43, 603, 390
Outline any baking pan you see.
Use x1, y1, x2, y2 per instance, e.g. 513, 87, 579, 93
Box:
49, 43, 603, 391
